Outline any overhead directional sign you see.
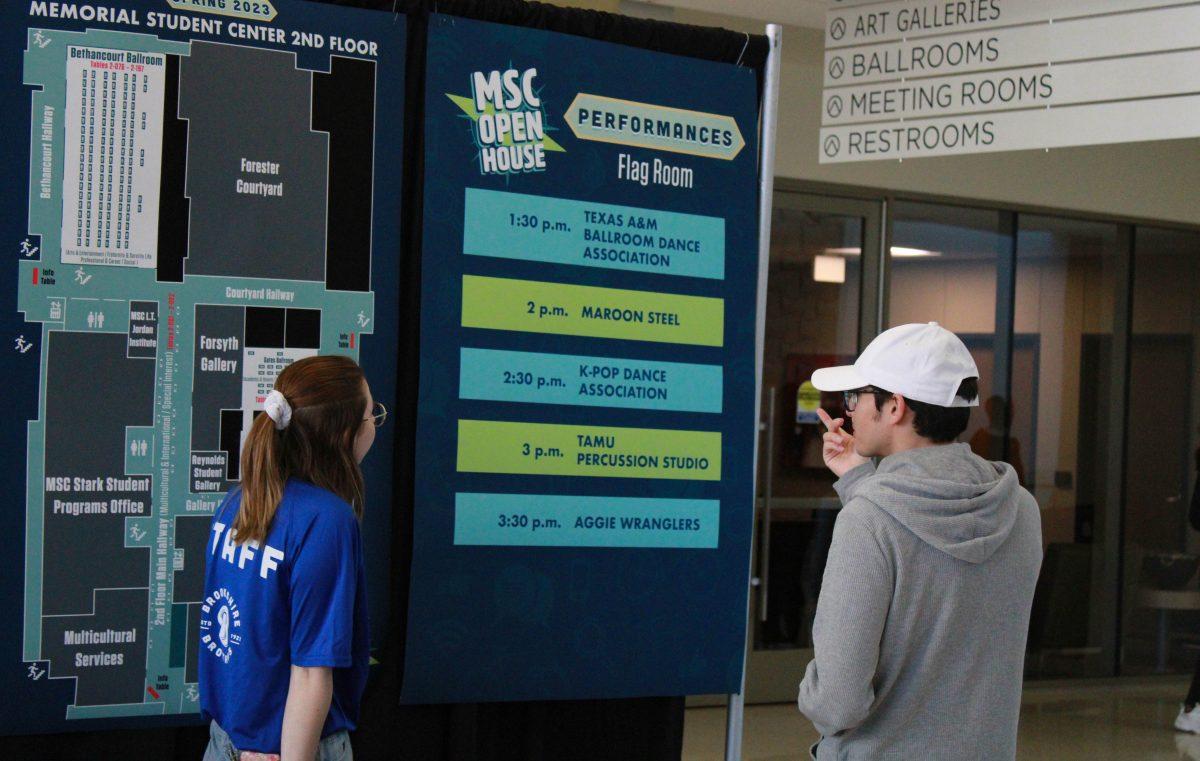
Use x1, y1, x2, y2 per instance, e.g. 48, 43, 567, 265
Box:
822, 4, 1200, 87
822, 49, 1200, 125
820, 0, 1200, 162
824, 0, 1187, 48
820, 94, 1200, 162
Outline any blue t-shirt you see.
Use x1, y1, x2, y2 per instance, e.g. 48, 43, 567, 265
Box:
199, 479, 369, 754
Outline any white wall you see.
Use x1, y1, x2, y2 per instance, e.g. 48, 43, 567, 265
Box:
776, 26, 1200, 226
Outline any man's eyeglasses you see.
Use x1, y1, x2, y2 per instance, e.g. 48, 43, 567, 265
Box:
367, 401, 387, 428
842, 387, 879, 412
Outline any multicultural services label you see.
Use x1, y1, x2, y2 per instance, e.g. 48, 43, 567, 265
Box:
407, 15, 760, 702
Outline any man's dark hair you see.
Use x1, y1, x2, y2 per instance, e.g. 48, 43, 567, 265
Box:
871, 378, 979, 443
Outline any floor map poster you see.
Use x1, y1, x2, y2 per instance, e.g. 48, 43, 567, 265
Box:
0, 0, 404, 733
406, 14, 760, 702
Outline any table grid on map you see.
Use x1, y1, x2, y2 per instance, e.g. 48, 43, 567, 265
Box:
62, 47, 164, 269
73, 68, 140, 251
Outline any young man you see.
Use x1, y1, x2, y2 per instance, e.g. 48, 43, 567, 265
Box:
797, 322, 1042, 760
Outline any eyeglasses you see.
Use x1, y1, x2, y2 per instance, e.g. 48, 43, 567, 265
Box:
367, 401, 387, 428
842, 387, 880, 412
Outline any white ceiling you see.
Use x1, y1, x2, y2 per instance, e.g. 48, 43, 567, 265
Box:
630, 0, 827, 28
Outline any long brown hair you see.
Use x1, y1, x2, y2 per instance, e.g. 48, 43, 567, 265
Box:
233, 355, 367, 544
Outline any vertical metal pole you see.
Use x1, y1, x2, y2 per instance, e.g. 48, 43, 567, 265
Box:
758, 387, 776, 623
876, 198, 890, 339
725, 22, 781, 761
1107, 224, 1135, 675
993, 211, 1018, 461
858, 199, 885, 350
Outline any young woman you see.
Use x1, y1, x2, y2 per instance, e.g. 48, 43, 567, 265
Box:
200, 355, 385, 760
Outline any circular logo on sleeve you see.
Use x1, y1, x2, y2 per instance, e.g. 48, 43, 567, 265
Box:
199, 588, 242, 664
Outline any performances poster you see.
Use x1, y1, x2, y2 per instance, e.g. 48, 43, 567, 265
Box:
407, 14, 760, 702
0, 0, 405, 733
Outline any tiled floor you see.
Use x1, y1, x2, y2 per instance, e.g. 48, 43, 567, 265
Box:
683, 677, 1200, 760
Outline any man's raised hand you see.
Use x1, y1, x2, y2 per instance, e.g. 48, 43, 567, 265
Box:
817, 407, 868, 477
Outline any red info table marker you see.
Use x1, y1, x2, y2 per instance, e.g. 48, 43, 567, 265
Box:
146, 686, 160, 699
32, 268, 38, 285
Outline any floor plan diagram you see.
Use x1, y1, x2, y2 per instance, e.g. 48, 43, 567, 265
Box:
19, 29, 379, 720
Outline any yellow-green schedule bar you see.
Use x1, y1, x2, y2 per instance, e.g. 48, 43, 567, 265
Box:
457, 419, 721, 480
461, 275, 723, 347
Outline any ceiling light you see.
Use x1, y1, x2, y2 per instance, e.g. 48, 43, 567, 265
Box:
890, 246, 941, 257
821, 246, 941, 258
813, 255, 846, 284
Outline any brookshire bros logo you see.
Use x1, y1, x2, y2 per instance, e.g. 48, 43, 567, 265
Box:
199, 587, 243, 664
448, 66, 565, 176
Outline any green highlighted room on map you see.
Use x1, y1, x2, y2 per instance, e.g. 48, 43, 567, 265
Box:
460, 275, 724, 346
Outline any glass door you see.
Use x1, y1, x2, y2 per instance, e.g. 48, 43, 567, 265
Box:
1122, 227, 1200, 674
886, 202, 1126, 678
741, 192, 880, 704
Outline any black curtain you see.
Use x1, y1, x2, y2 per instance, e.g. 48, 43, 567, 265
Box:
1, 3, 765, 758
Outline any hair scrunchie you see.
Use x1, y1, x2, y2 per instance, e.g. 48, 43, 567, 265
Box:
263, 389, 292, 431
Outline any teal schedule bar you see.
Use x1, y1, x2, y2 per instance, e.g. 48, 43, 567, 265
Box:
463, 187, 726, 279
459, 347, 723, 413
454, 493, 720, 548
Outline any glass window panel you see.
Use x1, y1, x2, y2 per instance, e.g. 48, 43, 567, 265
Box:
756, 200, 862, 651
888, 202, 1006, 461
1122, 227, 1200, 675
1016, 215, 1120, 678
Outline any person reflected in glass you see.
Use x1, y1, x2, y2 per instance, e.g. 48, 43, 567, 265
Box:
968, 395, 1027, 486
1174, 426, 1200, 734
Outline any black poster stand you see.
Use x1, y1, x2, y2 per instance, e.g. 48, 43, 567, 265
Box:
0, 1, 767, 758
349, 3, 766, 759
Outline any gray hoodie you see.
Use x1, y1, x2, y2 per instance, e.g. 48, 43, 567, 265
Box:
798, 443, 1042, 760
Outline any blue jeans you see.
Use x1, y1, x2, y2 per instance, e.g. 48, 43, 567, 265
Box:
203, 720, 352, 761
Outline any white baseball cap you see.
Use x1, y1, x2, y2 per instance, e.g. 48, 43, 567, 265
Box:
811, 322, 980, 408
